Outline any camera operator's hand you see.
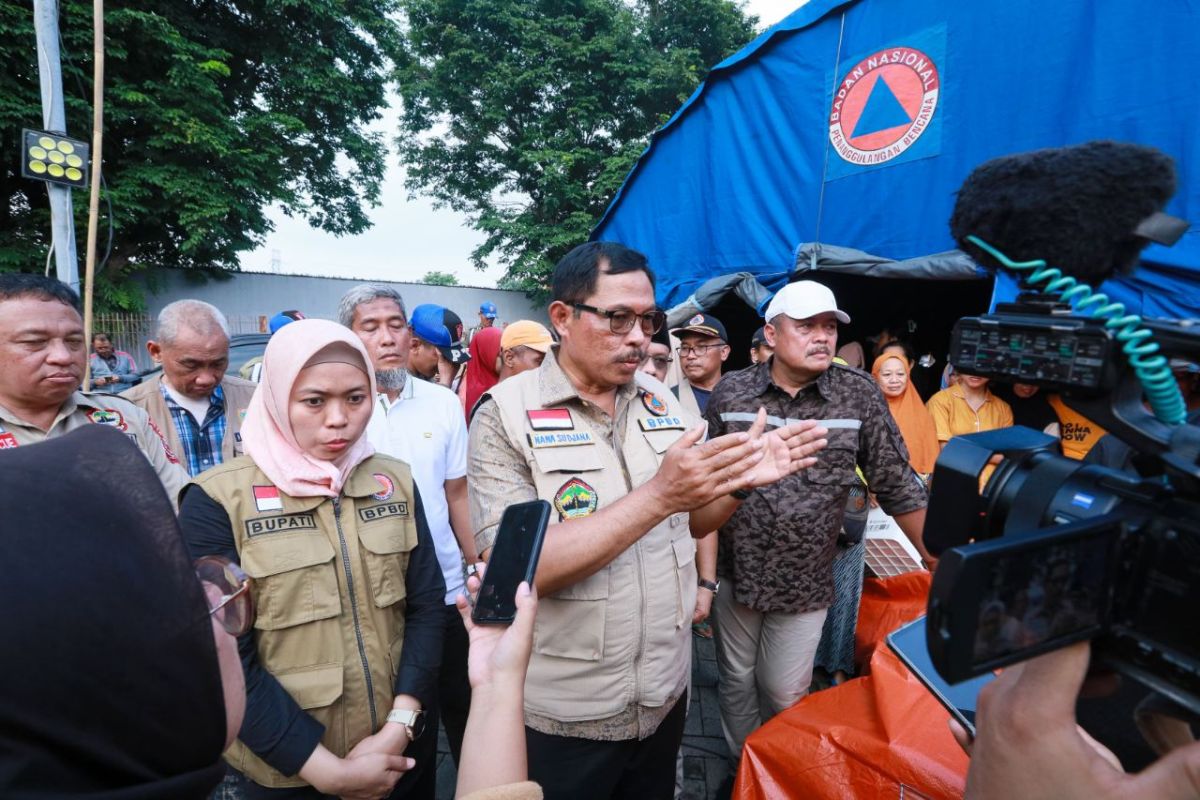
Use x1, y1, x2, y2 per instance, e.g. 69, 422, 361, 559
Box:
961, 642, 1200, 800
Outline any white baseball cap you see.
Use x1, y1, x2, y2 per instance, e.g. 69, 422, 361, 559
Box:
763, 281, 851, 324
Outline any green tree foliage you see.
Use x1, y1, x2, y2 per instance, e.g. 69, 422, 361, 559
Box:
421, 269, 459, 285
394, 0, 756, 295
0, 1, 401, 308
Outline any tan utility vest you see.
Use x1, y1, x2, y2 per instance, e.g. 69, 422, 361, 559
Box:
189, 454, 418, 788
674, 379, 702, 421
487, 371, 697, 722
122, 374, 257, 467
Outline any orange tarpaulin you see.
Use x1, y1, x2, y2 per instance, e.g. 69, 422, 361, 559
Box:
734, 645, 968, 800
855, 571, 933, 670
734, 572, 968, 800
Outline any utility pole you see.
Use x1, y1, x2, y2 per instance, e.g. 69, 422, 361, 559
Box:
32, 0, 80, 290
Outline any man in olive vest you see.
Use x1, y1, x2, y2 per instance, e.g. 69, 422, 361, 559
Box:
123, 300, 256, 477
467, 242, 827, 800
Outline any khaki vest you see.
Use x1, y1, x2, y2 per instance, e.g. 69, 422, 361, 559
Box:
190, 455, 418, 788
122, 374, 257, 467
488, 371, 697, 721
674, 379, 702, 421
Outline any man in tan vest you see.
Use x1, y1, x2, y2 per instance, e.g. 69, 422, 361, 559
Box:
467, 242, 827, 800
0, 274, 187, 505
123, 299, 256, 477
670, 311, 730, 420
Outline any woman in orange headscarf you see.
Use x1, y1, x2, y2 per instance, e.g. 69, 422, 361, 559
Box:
872, 352, 940, 484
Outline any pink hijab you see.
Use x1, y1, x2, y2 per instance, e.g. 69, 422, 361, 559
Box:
239, 319, 376, 497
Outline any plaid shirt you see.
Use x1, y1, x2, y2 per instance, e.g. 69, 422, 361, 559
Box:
158, 383, 228, 477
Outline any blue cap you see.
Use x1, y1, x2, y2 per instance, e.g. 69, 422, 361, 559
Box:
480, 301, 498, 319
268, 310, 305, 334
411, 304, 452, 347
411, 304, 471, 364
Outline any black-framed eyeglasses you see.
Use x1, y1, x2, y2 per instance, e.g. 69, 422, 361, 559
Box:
195, 556, 254, 637
572, 303, 666, 336
677, 343, 727, 357
643, 355, 673, 369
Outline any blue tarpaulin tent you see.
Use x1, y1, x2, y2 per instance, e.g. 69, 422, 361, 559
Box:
591, 0, 1200, 323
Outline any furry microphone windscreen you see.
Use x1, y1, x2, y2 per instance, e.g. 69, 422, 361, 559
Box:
949, 140, 1177, 285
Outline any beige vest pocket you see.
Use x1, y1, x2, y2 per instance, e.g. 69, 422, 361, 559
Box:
241, 533, 341, 631
534, 596, 607, 661
358, 522, 417, 607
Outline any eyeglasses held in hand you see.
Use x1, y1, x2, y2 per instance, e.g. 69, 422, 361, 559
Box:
677, 343, 726, 357
572, 303, 666, 335
195, 555, 254, 637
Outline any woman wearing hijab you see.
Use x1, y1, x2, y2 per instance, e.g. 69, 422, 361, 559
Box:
180, 319, 445, 800
460, 326, 503, 418
872, 352, 940, 484
0, 424, 244, 798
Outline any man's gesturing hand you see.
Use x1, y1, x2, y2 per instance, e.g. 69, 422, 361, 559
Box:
650, 409, 827, 514
745, 410, 827, 488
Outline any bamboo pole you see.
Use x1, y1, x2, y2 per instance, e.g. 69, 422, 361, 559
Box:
81, 0, 104, 391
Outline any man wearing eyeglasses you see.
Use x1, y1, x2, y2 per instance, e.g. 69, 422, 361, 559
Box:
670, 312, 731, 418
638, 327, 673, 383
467, 242, 828, 800
703, 281, 932, 766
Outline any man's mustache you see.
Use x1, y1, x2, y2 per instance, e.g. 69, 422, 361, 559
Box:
614, 348, 647, 363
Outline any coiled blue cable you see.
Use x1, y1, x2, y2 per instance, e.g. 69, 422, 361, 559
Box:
966, 235, 1187, 426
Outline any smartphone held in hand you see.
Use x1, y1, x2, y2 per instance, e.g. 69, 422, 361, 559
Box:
472, 500, 550, 625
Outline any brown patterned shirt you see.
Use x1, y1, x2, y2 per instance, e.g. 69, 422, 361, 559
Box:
705, 360, 928, 614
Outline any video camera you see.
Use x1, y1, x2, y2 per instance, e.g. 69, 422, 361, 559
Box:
921, 141, 1200, 718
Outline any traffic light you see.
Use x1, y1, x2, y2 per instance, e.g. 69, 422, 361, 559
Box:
21, 128, 89, 188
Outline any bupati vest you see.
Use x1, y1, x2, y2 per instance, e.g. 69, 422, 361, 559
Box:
190, 455, 418, 788
487, 370, 697, 721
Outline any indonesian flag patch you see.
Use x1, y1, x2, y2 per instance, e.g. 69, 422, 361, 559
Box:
253, 485, 283, 512
527, 408, 573, 430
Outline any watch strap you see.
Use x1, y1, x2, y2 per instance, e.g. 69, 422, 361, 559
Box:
698, 578, 720, 593
386, 708, 426, 740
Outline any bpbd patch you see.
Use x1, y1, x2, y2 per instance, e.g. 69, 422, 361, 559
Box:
372, 473, 395, 500
359, 501, 410, 523
641, 391, 668, 417
554, 477, 598, 520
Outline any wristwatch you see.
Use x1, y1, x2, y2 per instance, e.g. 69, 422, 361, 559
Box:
730, 487, 753, 500
386, 708, 426, 741
698, 578, 720, 594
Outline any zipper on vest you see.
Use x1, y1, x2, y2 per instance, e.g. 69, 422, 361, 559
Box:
332, 497, 378, 730
613, 420, 646, 702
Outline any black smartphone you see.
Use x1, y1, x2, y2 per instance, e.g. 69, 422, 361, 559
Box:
926, 513, 1120, 684
472, 499, 550, 625
887, 616, 995, 738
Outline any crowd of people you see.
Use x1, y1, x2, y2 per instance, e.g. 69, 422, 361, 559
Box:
1, 236, 1197, 800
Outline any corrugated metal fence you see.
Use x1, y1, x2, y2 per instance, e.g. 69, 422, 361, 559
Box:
92, 313, 268, 366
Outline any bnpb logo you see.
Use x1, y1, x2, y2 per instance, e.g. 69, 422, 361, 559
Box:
829, 46, 940, 167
